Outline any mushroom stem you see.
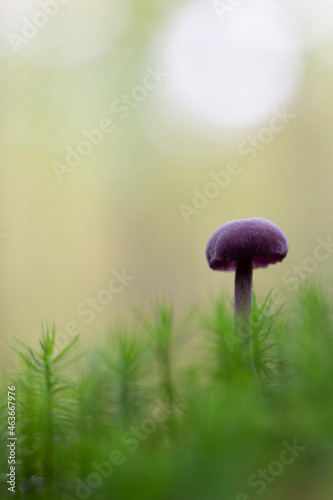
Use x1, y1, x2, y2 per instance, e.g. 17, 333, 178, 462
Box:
234, 257, 263, 400
234, 257, 253, 340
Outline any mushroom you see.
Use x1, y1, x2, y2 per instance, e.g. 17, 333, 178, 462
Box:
206, 218, 289, 340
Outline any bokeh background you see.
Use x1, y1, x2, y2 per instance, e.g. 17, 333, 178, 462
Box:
1, 0, 333, 354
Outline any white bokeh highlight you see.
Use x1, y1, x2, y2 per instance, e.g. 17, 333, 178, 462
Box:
0, 0, 130, 68
153, 0, 303, 132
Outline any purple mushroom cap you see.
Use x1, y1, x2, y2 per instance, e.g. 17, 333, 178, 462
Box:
206, 218, 289, 271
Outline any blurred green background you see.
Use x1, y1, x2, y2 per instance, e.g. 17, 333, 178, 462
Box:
1, 0, 333, 354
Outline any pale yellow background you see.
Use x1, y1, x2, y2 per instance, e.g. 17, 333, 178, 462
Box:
1, 0, 333, 358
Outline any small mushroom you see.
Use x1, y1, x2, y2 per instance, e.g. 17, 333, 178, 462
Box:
206, 218, 288, 339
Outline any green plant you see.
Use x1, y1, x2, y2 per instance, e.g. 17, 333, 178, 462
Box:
0, 284, 333, 499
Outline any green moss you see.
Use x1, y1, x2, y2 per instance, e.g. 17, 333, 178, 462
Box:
1, 284, 333, 499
